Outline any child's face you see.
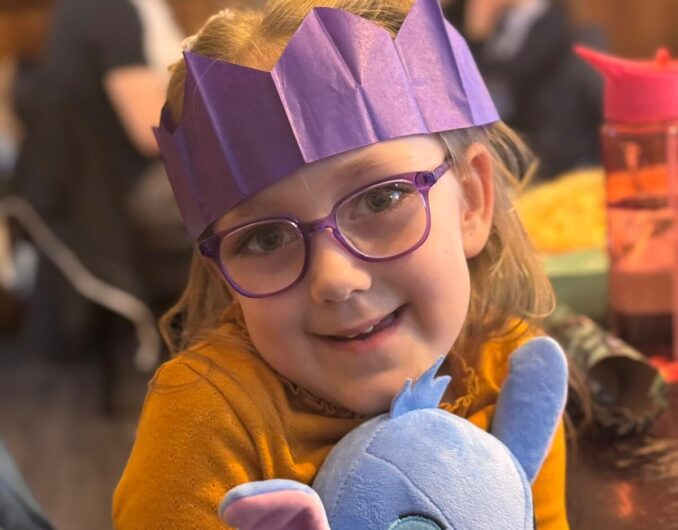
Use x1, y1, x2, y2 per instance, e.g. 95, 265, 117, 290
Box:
215, 134, 494, 415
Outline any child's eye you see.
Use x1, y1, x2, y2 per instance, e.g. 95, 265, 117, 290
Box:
235, 223, 299, 255
351, 183, 414, 217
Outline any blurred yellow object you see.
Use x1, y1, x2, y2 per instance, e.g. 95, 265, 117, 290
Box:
516, 167, 606, 254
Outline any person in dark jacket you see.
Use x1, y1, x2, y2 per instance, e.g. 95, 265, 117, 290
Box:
445, 0, 605, 180
11, 0, 181, 367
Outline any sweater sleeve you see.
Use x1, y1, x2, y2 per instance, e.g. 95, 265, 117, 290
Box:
113, 359, 260, 529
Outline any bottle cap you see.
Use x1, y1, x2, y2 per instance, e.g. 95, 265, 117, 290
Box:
575, 45, 678, 123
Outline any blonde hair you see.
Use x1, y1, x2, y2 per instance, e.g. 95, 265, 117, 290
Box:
160, 0, 555, 361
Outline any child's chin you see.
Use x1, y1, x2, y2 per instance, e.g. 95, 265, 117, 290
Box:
335, 384, 401, 417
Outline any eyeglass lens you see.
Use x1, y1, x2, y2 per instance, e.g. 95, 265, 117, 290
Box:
218, 179, 428, 296
337, 180, 427, 258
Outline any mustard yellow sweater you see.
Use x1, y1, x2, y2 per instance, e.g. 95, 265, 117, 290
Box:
113, 321, 568, 529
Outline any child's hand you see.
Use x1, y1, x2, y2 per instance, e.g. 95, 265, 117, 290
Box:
219, 479, 330, 530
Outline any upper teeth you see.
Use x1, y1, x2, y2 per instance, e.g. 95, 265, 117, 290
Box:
346, 325, 374, 338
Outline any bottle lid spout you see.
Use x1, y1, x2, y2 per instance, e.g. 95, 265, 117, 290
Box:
574, 45, 678, 123
656, 48, 671, 68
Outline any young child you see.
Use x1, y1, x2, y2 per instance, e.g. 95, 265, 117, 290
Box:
113, 0, 566, 528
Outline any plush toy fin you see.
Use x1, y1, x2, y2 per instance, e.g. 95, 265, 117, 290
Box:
390, 355, 451, 418
491, 337, 568, 484
220, 479, 331, 530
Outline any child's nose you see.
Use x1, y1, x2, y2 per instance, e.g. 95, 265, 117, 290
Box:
307, 230, 372, 304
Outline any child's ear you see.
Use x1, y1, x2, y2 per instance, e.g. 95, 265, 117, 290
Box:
459, 142, 494, 258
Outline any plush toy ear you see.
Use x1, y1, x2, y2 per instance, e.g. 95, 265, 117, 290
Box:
491, 337, 568, 484
219, 479, 331, 530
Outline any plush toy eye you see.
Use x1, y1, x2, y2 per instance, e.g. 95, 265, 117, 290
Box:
387, 515, 443, 530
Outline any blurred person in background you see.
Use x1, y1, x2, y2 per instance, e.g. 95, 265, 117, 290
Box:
12, 0, 179, 367
9, 0, 241, 376
443, 0, 605, 180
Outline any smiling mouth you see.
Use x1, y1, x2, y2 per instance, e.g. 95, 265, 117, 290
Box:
326, 306, 404, 342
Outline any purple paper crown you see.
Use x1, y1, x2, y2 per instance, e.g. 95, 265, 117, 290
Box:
155, 0, 499, 240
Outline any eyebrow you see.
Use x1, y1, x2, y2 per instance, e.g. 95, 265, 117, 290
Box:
221, 154, 395, 228
221, 196, 271, 225
338, 154, 386, 180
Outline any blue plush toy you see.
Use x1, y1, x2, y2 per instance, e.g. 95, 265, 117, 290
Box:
219, 337, 568, 530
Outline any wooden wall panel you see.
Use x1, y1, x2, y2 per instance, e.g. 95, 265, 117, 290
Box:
0, 1, 675, 63
569, 0, 678, 58
0, 3, 52, 60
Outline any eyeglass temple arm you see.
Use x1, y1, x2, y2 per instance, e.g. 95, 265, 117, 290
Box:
417, 160, 451, 186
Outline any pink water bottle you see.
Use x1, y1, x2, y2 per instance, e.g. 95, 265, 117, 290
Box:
575, 46, 678, 359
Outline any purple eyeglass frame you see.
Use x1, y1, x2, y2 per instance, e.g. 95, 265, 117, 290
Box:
199, 160, 451, 298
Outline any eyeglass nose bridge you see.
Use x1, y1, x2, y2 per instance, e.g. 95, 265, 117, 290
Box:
300, 213, 364, 262
300, 214, 342, 240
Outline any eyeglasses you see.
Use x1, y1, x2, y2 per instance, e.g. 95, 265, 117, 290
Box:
199, 160, 451, 298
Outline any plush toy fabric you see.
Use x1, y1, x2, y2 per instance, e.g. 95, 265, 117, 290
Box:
220, 337, 568, 530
